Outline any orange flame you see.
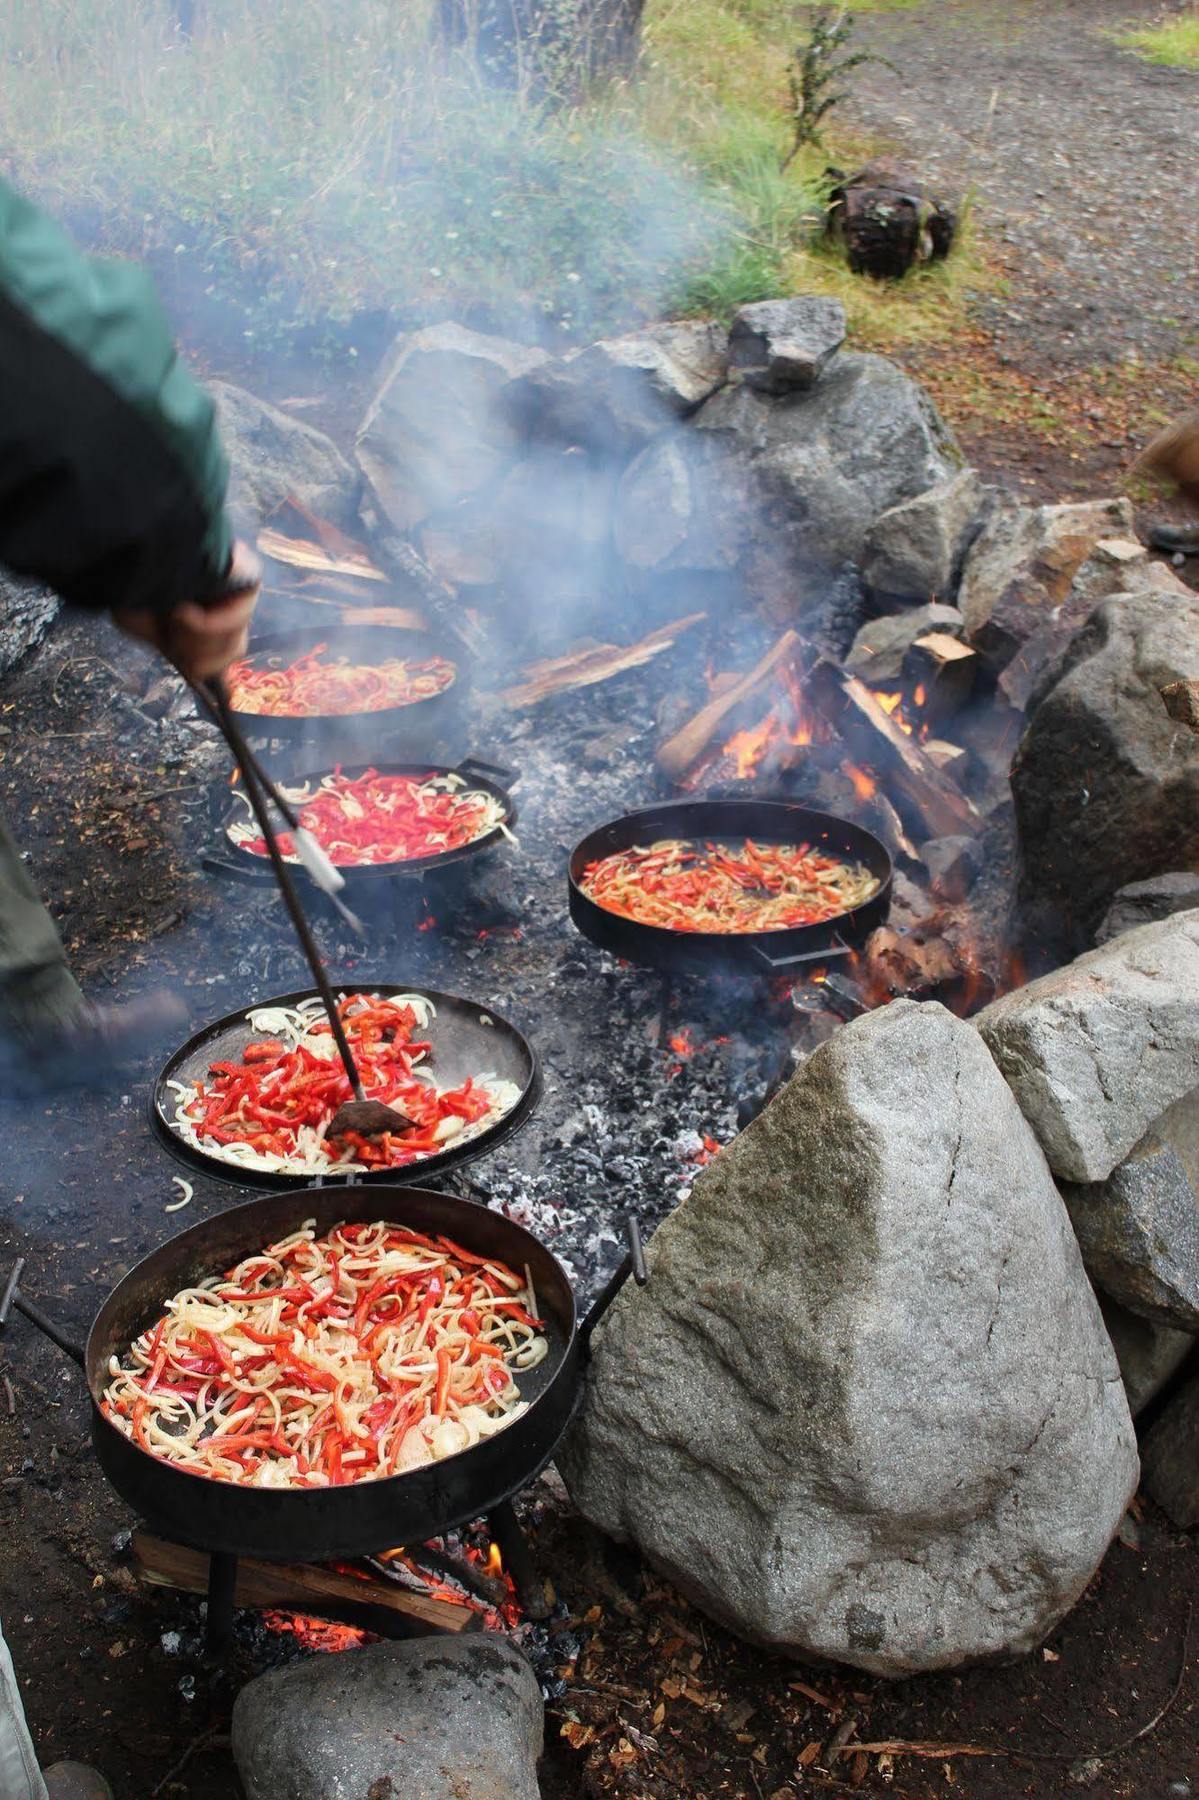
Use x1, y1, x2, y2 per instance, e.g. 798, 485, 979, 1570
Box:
844, 762, 877, 802
485, 1542, 504, 1579
724, 715, 778, 780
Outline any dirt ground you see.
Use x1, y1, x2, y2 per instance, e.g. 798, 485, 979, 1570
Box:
1, 4, 1198, 1796
849, 0, 1199, 519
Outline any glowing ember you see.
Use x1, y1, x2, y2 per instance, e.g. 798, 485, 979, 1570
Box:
261, 1611, 372, 1653
416, 913, 437, 932
668, 1028, 697, 1059
913, 683, 927, 707
689, 1133, 722, 1165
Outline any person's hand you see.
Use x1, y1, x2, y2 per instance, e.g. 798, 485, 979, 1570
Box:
114, 540, 261, 682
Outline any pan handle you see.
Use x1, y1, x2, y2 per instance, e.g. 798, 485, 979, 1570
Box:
748, 937, 855, 975
0, 1259, 86, 1369
454, 756, 519, 790
578, 1215, 649, 1357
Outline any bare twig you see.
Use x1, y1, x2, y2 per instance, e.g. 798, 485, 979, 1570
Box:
149, 1726, 226, 1797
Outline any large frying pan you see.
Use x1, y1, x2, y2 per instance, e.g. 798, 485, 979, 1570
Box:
0, 1185, 579, 1565
569, 798, 892, 977
151, 985, 541, 1191
226, 627, 465, 747
209, 757, 518, 887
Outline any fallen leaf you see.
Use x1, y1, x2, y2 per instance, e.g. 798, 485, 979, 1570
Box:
560, 1719, 596, 1750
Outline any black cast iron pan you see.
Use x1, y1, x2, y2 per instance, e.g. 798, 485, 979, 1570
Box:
569, 798, 892, 977
151, 985, 540, 1191
226, 627, 465, 746
209, 757, 518, 887
0, 1184, 578, 1563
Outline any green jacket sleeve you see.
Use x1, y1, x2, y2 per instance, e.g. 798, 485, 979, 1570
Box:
0, 179, 231, 615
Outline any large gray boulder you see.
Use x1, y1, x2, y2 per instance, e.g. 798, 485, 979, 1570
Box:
1140, 1373, 1199, 1528
1097, 1295, 1193, 1418
1061, 1132, 1199, 1329
209, 380, 358, 527
356, 324, 548, 534
560, 1000, 1136, 1677
505, 319, 727, 455
859, 469, 985, 601
1010, 588, 1199, 941
232, 1636, 543, 1800
728, 297, 845, 392
1097, 873, 1199, 945
976, 911, 1199, 1183
691, 351, 962, 573
0, 574, 59, 679
613, 431, 745, 576
957, 498, 1135, 675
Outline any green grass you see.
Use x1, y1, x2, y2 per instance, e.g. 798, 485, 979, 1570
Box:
1115, 8, 1199, 67
0, 0, 981, 348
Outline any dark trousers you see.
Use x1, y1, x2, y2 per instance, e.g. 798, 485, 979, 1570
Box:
0, 811, 82, 1043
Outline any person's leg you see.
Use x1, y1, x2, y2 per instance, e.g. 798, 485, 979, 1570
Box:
0, 811, 84, 1047
0, 1620, 49, 1800
0, 811, 186, 1093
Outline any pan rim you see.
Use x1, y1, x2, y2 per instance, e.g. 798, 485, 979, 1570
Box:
86, 1181, 577, 1512
150, 983, 541, 1190
226, 625, 463, 730
219, 759, 517, 881
568, 796, 894, 950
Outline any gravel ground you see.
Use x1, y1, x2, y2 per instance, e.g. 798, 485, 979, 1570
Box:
847, 0, 1199, 370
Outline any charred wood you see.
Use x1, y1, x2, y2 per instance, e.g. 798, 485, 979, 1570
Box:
502, 611, 705, 708
656, 630, 802, 782
132, 1532, 476, 1635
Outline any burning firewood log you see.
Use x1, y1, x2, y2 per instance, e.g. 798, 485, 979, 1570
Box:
656, 630, 802, 781
903, 631, 977, 724
808, 661, 980, 841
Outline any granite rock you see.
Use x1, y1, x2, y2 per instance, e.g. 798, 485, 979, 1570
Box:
728, 296, 846, 392
232, 1636, 543, 1800
859, 469, 986, 600
1010, 588, 1199, 943
976, 911, 1199, 1182
1140, 1373, 1199, 1528
958, 498, 1135, 675
505, 319, 728, 454
560, 1000, 1137, 1676
1097, 873, 1199, 946
844, 603, 966, 684
1061, 1133, 1199, 1329
210, 380, 359, 527
1097, 1294, 1193, 1418
356, 324, 548, 534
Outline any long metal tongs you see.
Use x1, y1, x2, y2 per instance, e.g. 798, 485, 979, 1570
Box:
197, 675, 414, 1143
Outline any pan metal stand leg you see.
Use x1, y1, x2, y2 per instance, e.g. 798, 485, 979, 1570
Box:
205, 1551, 238, 1656
488, 1501, 552, 1622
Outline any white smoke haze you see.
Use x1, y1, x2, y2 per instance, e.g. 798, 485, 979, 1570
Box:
0, 0, 732, 351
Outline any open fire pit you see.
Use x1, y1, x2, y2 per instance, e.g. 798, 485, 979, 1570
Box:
2, 293, 1198, 1799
